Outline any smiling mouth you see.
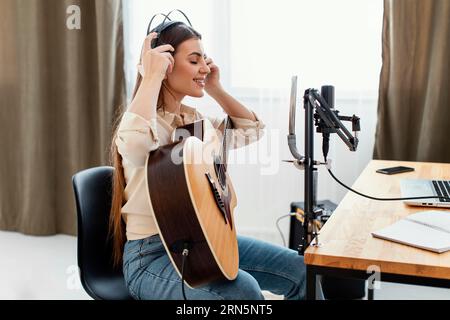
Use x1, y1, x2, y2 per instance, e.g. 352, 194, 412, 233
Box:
193, 79, 205, 87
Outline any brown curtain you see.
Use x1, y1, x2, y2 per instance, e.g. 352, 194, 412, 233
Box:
373, 0, 450, 162
0, 0, 125, 235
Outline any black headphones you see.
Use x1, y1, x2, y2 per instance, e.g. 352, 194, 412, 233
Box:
146, 9, 193, 49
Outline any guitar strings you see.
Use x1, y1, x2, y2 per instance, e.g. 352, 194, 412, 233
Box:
217, 117, 232, 186
216, 119, 225, 184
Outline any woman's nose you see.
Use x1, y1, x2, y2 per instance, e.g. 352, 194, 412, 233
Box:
200, 61, 210, 74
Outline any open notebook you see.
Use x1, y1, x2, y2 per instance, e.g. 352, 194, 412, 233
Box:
371, 211, 450, 253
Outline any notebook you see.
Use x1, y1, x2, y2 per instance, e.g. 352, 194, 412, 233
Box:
371, 211, 450, 253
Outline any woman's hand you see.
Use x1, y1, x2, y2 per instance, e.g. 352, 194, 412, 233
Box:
137, 32, 175, 81
204, 57, 223, 95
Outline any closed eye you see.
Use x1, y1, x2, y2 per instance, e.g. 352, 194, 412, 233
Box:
190, 62, 198, 65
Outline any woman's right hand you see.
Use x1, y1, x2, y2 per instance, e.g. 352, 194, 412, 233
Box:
137, 32, 175, 80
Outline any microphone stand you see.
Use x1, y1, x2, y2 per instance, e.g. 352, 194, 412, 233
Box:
287, 76, 361, 255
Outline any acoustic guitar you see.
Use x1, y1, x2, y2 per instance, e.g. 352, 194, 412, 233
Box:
144, 117, 239, 287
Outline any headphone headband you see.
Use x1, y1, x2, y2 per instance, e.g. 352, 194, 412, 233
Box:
146, 9, 193, 35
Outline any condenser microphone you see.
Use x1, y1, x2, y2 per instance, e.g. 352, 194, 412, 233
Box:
320, 85, 335, 161
321, 85, 335, 109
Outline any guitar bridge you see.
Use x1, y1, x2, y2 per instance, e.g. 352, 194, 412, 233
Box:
205, 172, 228, 225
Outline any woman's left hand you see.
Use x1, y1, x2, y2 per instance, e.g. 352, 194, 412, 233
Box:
204, 57, 223, 94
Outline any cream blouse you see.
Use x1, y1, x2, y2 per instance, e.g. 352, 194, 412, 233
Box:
115, 104, 265, 240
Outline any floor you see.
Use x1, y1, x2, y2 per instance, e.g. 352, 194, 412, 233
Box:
0, 230, 448, 300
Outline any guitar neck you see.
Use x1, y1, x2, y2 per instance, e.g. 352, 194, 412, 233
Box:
219, 116, 234, 171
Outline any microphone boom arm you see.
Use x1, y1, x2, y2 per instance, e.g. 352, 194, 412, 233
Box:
307, 89, 360, 153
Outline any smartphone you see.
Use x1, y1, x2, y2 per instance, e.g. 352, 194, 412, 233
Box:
376, 166, 415, 175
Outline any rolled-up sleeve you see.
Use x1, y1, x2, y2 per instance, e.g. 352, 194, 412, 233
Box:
206, 110, 265, 149
115, 111, 160, 167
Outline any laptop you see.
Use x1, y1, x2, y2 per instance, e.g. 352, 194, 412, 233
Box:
400, 179, 450, 208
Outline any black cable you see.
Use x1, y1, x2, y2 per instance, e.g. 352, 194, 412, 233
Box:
327, 168, 450, 202
181, 247, 189, 300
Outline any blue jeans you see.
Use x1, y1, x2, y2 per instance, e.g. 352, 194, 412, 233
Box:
123, 234, 306, 300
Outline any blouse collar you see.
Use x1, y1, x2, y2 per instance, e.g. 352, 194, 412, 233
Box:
157, 104, 197, 128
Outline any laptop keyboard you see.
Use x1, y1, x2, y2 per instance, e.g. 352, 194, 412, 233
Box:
432, 180, 450, 202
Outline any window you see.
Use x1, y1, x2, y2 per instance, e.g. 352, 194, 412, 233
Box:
229, 0, 383, 94
123, 0, 382, 100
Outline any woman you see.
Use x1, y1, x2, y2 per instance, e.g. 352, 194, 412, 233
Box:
109, 21, 306, 300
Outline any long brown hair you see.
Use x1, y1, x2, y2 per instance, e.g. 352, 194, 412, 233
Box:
109, 23, 202, 268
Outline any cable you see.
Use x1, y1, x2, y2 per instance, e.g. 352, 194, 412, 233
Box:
181, 248, 189, 300
327, 168, 450, 202
170, 240, 192, 301
276, 210, 306, 247
276, 214, 292, 247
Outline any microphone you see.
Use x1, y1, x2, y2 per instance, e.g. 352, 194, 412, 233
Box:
321, 85, 334, 109
320, 85, 334, 161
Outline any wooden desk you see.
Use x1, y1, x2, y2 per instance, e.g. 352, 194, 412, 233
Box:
304, 159, 450, 299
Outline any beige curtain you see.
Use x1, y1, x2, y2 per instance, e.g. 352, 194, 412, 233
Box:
0, 0, 125, 235
373, 0, 450, 162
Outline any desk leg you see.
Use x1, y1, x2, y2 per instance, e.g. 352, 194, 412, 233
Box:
306, 266, 316, 300
368, 287, 374, 300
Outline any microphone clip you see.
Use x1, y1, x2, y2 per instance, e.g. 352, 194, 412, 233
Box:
282, 158, 330, 170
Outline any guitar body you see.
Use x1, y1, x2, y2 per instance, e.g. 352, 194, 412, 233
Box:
145, 118, 239, 288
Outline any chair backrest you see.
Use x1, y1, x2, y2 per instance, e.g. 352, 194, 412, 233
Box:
72, 166, 132, 300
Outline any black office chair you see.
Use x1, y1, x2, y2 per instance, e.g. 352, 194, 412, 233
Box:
72, 166, 133, 300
